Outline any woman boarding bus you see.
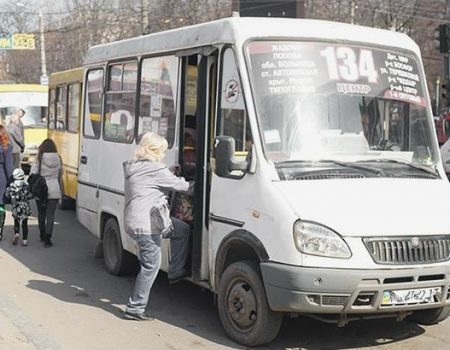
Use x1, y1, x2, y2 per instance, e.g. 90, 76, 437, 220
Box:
77, 16, 450, 346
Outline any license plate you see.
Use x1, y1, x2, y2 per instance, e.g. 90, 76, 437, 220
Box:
382, 287, 441, 305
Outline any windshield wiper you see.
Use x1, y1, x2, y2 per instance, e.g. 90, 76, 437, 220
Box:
276, 159, 383, 176
357, 159, 439, 177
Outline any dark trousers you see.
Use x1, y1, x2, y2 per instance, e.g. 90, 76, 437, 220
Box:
14, 218, 28, 240
36, 199, 58, 240
12, 153, 21, 169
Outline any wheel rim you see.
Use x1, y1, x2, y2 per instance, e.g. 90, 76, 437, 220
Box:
105, 228, 119, 269
225, 277, 258, 332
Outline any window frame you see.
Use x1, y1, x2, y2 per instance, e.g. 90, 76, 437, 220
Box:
103, 59, 138, 144
67, 82, 82, 134
83, 68, 104, 140
48, 88, 57, 130
137, 54, 180, 148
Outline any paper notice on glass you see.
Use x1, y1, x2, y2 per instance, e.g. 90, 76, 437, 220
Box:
264, 129, 281, 144
150, 95, 162, 117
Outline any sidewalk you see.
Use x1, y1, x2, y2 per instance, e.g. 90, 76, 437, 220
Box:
0, 309, 35, 349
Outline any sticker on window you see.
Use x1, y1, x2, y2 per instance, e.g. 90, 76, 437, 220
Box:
264, 129, 281, 144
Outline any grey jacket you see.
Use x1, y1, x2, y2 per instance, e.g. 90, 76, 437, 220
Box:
30, 153, 62, 199
123, 160, 190, 236
7, 121, 25, 154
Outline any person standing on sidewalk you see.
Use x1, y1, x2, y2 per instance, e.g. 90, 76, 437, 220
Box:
0, 125, 13, 241
30, 138, 62, 247
123, 132, 192, 321
6, 168, 32, 246
6, 108, 25, 169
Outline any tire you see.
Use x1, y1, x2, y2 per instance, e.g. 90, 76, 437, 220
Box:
58, 195, 75, 210
217, 260, 282, 347
408, 306, 450, 325
102, 217, 137, 276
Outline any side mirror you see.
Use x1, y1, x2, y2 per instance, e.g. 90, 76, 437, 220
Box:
214, 136, 248, 178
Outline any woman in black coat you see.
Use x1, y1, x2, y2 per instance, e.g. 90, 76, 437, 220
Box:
0, 124, 13, 241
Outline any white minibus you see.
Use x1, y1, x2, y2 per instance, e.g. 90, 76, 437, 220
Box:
77, 16, 450, 346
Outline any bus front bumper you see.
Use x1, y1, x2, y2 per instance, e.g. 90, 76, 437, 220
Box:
260, 262, 450, 314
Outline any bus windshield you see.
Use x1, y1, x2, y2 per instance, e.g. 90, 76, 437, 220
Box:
246, 41, 438, 170
0, 106, 47, 128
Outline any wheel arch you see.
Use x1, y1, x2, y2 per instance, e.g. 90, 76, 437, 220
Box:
214, 229, 269, 290
100, 211, 117, 240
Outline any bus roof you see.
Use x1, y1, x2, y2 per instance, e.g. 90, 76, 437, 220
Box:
49, 67, 83, 87
0, 84, 48, 93
84, 17, 420, 65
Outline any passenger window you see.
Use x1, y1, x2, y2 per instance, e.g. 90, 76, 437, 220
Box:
48, 88, 56, 130
104, 61, 137, 143
84, 69, 103, 139
139, 55, 178, 147
218, 48, 251, 152
56, 86, 67, 131
68, 83, 81, 133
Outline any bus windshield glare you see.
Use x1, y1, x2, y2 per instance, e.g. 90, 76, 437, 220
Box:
0, 106, 47, 128
246, 41, 438, 170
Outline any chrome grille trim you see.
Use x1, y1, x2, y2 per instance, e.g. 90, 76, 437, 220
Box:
364, 236, 450, 265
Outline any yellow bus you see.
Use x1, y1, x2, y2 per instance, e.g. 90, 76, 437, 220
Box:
48, 68, 83, 209
0, 84, 48, 171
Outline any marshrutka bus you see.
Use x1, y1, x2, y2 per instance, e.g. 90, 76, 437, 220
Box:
0, 84, 48, 171
47, 68, 83, 209
78, 16, 450, 346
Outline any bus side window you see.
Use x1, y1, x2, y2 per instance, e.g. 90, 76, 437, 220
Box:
217, 47, 251, 153
104, 61, 137, 143
48, 88, 56, 130
138, 55, 179, 147
56, 86, 67, 131
68, 83, 81, 133
83, 69, 103, 139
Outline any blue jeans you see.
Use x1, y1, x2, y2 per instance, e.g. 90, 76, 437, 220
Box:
126, 234, 162, 314
126, 218, 190, 314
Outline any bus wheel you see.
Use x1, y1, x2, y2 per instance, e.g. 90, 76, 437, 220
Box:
102, 218, 136, 276
407, 306, 450, 325
58, 195, 74, 210
218, 260, 282, 347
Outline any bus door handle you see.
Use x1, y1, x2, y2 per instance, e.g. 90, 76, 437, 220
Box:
80, 156, 88, 164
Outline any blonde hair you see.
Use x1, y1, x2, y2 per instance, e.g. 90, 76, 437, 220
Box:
133, 132, 168, 161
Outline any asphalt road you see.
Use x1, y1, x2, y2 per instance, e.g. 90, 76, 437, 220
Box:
0, 204, 449, 350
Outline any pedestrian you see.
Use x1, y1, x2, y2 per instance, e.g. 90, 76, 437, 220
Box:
30, 138, 62, 247
6, 168, 32, 246
7, 108, 25, 169
123, 132, 193, 321
0, 125, 13, 241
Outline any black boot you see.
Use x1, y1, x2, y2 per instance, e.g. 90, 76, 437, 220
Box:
44, 235, 52, 247
0, 210, 5, 241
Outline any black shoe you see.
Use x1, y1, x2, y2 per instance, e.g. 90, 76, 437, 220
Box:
40, 235, 44, 242
168, 273, 190, 284
124, 311, 154, 321
44, 240, 53, 247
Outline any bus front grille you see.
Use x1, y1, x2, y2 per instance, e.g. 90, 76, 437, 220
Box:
363, 236, 450, 265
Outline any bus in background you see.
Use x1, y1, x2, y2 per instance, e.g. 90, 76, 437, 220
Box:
0, 84, 48, 172
48, 68, 83, 209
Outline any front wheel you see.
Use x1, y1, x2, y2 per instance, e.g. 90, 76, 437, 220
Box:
217, 260, 282, 347
408, 306, 450, 325
102, 217, 137, 276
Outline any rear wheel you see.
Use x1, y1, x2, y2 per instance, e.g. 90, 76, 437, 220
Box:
217, 260, 282, 347
102, 217, 137, 276
408, 306, 450, 325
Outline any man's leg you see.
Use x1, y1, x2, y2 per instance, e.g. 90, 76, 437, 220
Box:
168, 217, 190, 281
126, 234, 161, 315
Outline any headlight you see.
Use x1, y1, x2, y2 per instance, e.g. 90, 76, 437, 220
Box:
293, 221, 351, 258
